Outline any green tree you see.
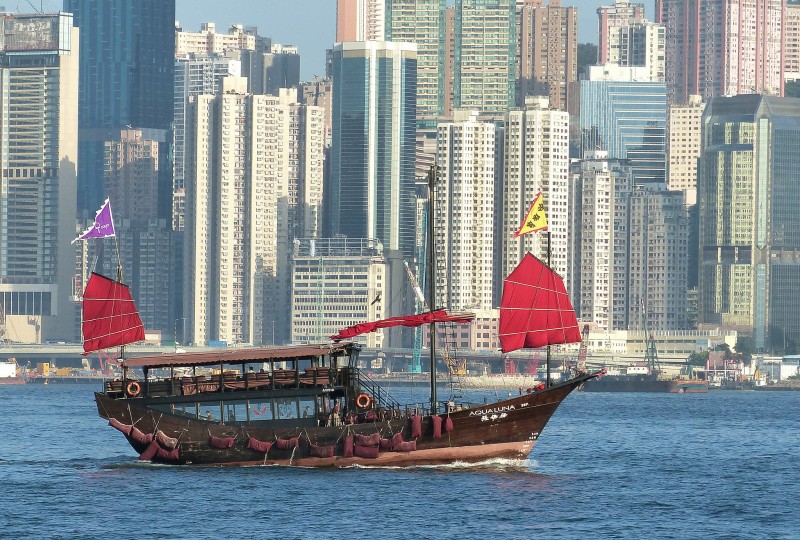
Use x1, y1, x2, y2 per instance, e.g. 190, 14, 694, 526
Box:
688, 350, 709, 367
786, 80, 800, 98
577, 43, 597, 78
734, 336, 754, 365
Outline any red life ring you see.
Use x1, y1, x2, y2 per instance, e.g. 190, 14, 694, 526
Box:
126, 381, 141, 397
356, 393, 372, 409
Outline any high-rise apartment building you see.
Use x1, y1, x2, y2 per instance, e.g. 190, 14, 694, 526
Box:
656, 0, 784, 104
786, 2, 800, 82
104, 130, 160, 228
435, 111, 496, 311
455, 0, 516, 116
174, 53, 241, 231
698, 95, 800, 351
503, 97, 571, 289
330, 41, 417, 257
175, 22, 270, 56
184, 79, 325, 346
667, 95, 704, 205
627, 187, 688, 331
574, 152, 633, 331
290, 238, 387, 347
0, 13, 78, 342
66, 0, 175, 217
298, 77, 333, 146
386, 0, 446, 119
597, 1, 646, 64
516, 0, 578, 111
337, 0, 386, 41
580, 64, 667, 185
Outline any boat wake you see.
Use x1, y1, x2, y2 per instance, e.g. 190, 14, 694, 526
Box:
346, 457, 538, 472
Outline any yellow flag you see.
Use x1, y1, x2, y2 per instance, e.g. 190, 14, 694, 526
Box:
514, 192, 548, 237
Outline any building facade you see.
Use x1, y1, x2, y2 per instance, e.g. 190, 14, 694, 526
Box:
515, 0, 578, 111
786, 2, 800, 83
435, 111, 497, 312
290, 238, 387, 347
0, 13, 78, 342
386, 0, 446, 119
667, 94, 705, 205
580, 64, 667, 185
336, 0, 386, 41
502, 97, 571, 288
656, 0, 784, 104
574, 152, 633, 331
597, 1, 646, 64
455, 0, 516, 116
66, 0, 175, 217
175, 22, 269, 56
330, 41, 417, 258
698, 95, 800, 351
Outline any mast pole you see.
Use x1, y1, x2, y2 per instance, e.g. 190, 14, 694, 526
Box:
546, 230, 551, 387
428, 166, 437, 414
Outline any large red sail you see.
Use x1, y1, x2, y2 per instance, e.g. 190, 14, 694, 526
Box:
82, 272, 145, 354
331, 310, 474, 341
499, 253, 581, 353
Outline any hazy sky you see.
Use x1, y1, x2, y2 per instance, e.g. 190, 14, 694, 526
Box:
31, 1, 636, 81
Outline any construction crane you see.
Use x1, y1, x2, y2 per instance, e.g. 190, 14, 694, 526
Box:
577, 324, 590, 373
641, 298, 661, 374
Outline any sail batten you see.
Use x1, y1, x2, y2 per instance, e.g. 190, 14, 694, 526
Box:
82, 272, 145, 354
499, 253, 581, 353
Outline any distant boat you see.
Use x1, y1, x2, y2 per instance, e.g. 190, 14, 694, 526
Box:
93, 168, 601, 467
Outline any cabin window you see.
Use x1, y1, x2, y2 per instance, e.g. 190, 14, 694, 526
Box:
299, 397, 315, 419
249, 399, 274, 421
277, 398, 298, 419
223, 400, 249, 423
201, 402, 221, 422
151, 402, 197, 419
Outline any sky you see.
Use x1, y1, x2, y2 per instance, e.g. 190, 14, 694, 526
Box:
30, 0, 632, 81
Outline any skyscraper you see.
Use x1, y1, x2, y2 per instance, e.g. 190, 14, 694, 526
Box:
656, 0, 784, 104
580, 64, 667, 185
786, 2, 800, 83
0, 13, 78, 342
174, 53, 242, 231
435, 111, 497, 312
515, 0, 578, 111
65, 0, 175, 217
698, 95, 800, 351
184, 79, 325, 346
455, 0, 516, 116
597, 1, 665, 83
386, 0, 446, 119
502, 97, 571, 286
330, 41, 417, 257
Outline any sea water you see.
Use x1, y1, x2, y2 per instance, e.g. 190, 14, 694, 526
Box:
1, 383, 798, 539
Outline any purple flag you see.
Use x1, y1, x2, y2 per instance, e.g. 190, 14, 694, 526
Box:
72, 198, 116, 244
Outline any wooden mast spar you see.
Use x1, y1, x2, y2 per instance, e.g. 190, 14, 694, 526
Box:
428, 165, 438, 414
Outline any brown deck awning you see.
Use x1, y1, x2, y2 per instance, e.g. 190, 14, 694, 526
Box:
121, 342, 356, 369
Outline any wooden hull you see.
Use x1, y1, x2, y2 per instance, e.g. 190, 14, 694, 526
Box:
95, 372, 598, 467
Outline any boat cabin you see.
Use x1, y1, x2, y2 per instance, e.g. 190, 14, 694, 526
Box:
102, 343, 401, 427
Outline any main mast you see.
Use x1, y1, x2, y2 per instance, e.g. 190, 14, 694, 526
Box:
428, 166, 438, 414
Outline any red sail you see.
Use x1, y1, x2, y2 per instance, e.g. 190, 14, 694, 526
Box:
82, 272, 145, 354
499, 253, 581, 353
331, 310, 474, 340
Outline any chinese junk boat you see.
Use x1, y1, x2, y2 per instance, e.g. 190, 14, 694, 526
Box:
94, 253, 601, 467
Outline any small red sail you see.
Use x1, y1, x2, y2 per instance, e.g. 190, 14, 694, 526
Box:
331, 310, 474, 340
499, 253, 581, 353
82, 272, 145, 354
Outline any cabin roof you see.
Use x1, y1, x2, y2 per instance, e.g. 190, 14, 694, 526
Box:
121, 342, 356, 369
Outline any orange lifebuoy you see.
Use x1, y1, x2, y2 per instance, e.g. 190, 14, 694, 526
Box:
126, 381, 141, 397
356, 393, 372, 409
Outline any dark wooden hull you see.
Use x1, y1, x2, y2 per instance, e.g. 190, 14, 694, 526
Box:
95, 372, 598, 467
